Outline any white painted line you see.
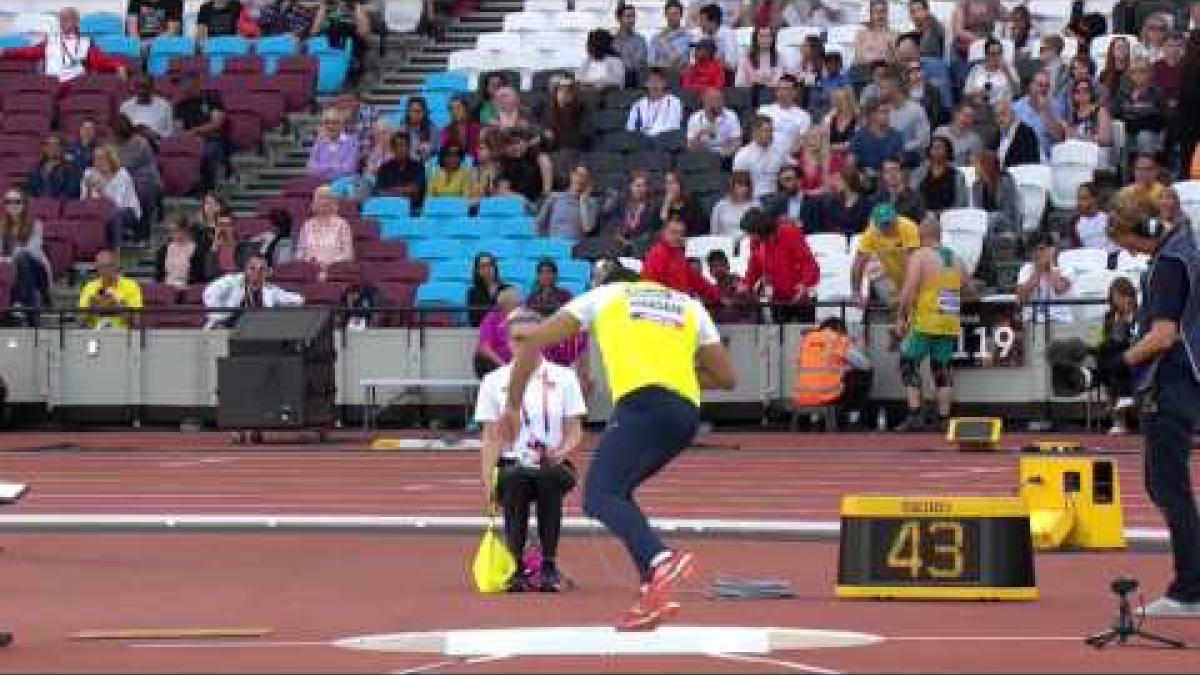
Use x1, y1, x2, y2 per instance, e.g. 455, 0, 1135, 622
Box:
390, 654, 511, 675
708, 652, 842, 674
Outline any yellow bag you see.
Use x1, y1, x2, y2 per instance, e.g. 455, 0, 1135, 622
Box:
472, 515, 516, 593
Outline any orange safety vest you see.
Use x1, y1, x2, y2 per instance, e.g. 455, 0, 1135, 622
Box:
792, 328, 850, 406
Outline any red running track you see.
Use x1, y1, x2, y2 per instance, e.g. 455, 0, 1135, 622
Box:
0, 431, 1183, 527
0, 534, 1198, 673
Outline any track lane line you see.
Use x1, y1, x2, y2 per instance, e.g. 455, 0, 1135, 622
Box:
707, 652, 842, 674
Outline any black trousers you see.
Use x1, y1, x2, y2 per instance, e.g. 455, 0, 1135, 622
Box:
837, 369, 873, 411
496, 460, 576, 564
1142, 358, 1200, 603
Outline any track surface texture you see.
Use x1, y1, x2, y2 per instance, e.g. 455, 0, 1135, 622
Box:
0, 430, 1196, 673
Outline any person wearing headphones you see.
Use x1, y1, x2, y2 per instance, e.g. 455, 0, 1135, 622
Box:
474, 307, 587, 593
1108, 191, 1200, 618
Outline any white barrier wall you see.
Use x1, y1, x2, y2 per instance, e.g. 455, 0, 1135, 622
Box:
0, 317, 1092, 421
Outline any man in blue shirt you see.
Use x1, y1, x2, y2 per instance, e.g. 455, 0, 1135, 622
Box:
1013, 70, 1066, 162
851, 98, 905, 173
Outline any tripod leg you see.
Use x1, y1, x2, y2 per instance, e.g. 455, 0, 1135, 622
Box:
1085, 628, 1120, 648
1133, 629, 1187, 649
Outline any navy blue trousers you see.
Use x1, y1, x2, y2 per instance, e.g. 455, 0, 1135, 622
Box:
583, 386, 700, 582
1142, 359, 1200, 602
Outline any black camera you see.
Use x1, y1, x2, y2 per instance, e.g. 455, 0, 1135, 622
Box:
1111, 577, 1138, 596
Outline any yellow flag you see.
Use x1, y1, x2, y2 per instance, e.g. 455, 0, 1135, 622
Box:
472, 515, 516, 593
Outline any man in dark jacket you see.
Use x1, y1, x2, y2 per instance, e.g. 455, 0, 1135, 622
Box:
992, 99, 1041, 168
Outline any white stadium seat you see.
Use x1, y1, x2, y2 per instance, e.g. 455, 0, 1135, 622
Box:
1008, 164, 1052, 233
940, 208, 989, 276
1050, 140, 1101, 210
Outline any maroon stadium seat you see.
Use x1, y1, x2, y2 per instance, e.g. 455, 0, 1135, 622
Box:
235, 216, 272, 239
41, 220, 76, 279
3, 91, 54, 116
368, 259, 427, 284
29, 198, 62, 221
358, 240, 410, 263
226, 92, 283, 134
8, 75, 56, 97
378, 281, 415, 327
157, 133, 204, 197
300, 281, 345, 306
139, 281, 181, 327
223, 55, 264, 76
272, 260, 320, 284
59, 93, 114, 137
347, 216, 379, 244
323, 261, 362, 284
224, 109, 263, 151
0, 135, 39, 158
62, 199, 115, 259
280, 175, 324, 198
274, 56, 317, 112
1, 112, 51, 135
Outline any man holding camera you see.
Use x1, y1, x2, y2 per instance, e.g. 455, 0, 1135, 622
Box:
1108, 191, 1200, 617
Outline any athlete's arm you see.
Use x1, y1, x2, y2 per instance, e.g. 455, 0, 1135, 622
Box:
694, 301, 737, 390
480, 421, 502, 506
556, 416, 585, 459
895, 249, 926, 325
1124, 319, 1179, 367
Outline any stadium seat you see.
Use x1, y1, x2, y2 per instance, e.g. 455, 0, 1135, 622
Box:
556, 260, 592, 283
157, 133, 204, 197
379, 219, 429, 241
274, 58, 317, 112
415, 281, 469, 320
422, 197, 470, 218
805, 234, 849, 260
362, 196, 412, 219
301, 281, 346, 306
0, 35, 31, 50
478, 215, 535, 239
429, 259, 474, 283
940, 208, 989, 277
423, 71, 470, 93
2, 91, 54, 116
273, 261, 320, 284
306, 36, 351, 94
256, 34, 299, 74
80, 12, 125, 37
368, 258, 427, 284
1058, 248, 1110, 278
410, 239, 457, 261
235, 216, 272, 239
224, 107, 263, 151
474, 238, 523, 260
477, 196, 527, 219
147, 36, 196, 78
94, 33, 141, 60
1008, 164, 1052, 233
204, 36, 250, 75
1050, 141, 1101, 210
1, 112, 50, 135
222, 54, 264, 77
523, 238, 574, 260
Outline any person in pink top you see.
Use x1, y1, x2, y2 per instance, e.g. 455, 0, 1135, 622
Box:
295, 186, 354, 279
474, 286, 522, 378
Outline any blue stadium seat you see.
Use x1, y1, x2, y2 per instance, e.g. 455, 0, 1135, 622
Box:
95, 34, 141, 59
80, 12, 125, 37
478, 216, 535, 239
556, 260, 593, 283
147, 36, 196, 77
439, 216, 481, 239
306, 36, 350, 94
255, 34, 298, 74
429, 259, 474, 283
422, 71, 469, 93
204, 35, 250, 74
410, 239, 457, 261
379, 218, 429, 241
478, 196, 527, 218
506, 274, 534, 295
562, 279, 589, 297
523, 238, 574, 260
422, 197, 470, 218
474, 239, 523, 259
0, 35, 30, 49
415, 280, 469, 325
362, 196, 411, 219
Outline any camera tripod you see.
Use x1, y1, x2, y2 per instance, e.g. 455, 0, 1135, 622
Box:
1085, 580, 1185, 649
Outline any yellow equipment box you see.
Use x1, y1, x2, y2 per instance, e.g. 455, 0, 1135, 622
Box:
1019, 455, 1125, 550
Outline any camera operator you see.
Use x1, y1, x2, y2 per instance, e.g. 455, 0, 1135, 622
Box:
1108, 190, 1200, 617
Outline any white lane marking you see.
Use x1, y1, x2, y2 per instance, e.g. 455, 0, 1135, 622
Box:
708, 652, 842, 674
389, 654, 511, 675
159, 457, 236, 469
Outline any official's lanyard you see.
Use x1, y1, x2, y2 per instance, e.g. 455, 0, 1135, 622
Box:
520, 369, 552, 441
60, 34, 83, 68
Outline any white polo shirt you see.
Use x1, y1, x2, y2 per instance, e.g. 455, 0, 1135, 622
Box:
757, 103, 812, 154
732, 140, 792, 199
474, 361, 588, 467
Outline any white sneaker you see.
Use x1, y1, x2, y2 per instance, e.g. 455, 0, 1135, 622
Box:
1107, 423, 1128, 435
1139, 596, 1200, 617
1115, 397, 1136, 411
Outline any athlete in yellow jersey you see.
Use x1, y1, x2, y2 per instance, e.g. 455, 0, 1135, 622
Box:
500, 262, 736, 631
894, 216, 969, 432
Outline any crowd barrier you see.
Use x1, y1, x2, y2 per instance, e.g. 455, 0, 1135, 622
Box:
0, 299, 1110, 424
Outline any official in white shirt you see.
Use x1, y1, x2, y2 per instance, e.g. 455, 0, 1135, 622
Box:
756, 75, 812, 154
627, 68, 683, 137
476, 307, 588, 593
202, 254, 305, 329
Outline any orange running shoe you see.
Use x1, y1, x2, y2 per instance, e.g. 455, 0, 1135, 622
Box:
645, 550, 696, 606
615, 599, 680, 632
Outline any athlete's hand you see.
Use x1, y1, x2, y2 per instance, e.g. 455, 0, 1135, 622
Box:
496, 406, 520, 446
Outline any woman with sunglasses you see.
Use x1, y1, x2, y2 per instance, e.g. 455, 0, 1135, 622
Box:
0, 187, 52, 316
1066, 77, 1114, 163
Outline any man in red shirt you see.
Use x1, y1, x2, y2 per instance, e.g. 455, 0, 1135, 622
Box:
680, 39, 725, 92
737, 200, 820, 323
642, 215, 720, 304
0, 7, 127, 93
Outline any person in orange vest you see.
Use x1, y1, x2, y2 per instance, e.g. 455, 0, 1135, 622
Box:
792, 317, 873, 427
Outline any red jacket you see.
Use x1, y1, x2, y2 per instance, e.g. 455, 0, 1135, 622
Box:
3, 39, 125, 76
642, 239, 721, 305
738, 220, 821, 302
681, 58, 726, 92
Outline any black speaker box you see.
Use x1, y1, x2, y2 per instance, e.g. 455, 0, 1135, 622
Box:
228, 307, 334, 360
217, 356, 336, 429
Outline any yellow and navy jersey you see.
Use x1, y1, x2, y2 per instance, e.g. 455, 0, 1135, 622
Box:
561, 281, 722, 406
